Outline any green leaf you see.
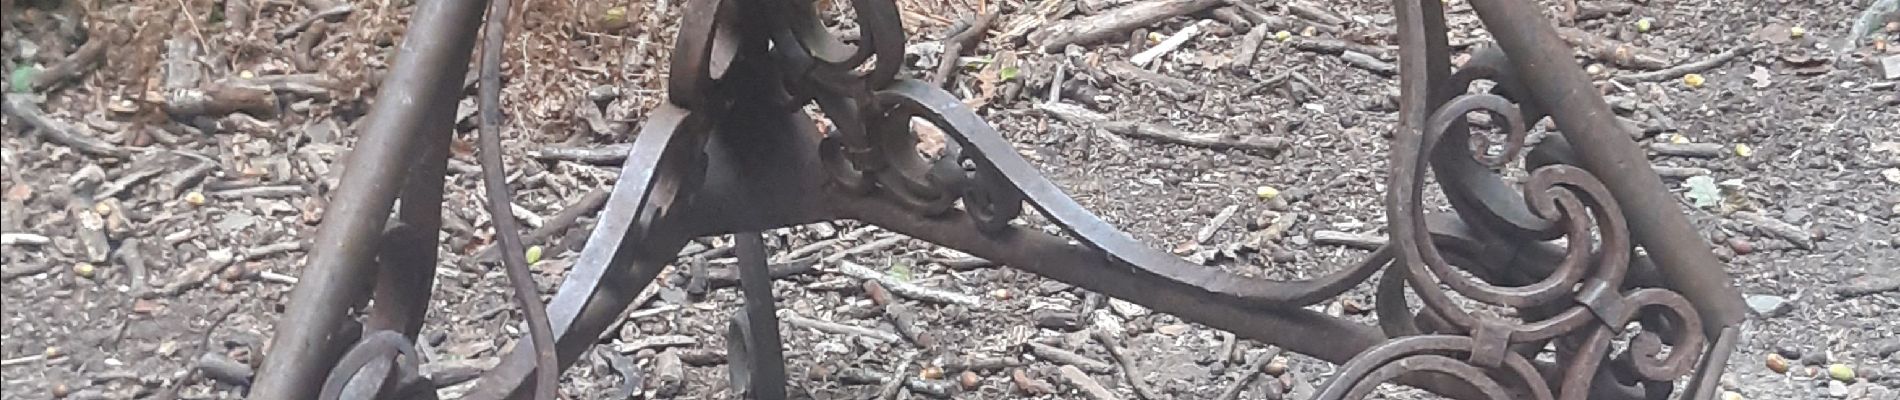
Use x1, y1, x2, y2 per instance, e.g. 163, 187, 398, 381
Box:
1684, 176, 1721, 209
889, 261, 912, 282
999, 66, 1020, 82
9, 67, 38, 93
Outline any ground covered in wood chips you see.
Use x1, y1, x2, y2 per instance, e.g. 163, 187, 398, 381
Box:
3, 0, 1898, 398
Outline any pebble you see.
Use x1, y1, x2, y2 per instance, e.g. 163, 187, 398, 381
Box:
1108, 298, 1150, 318
1827, 380, 1848, 398
1746, 294, 1791, 318
1802, 351, 1830, 366
1776, 346, 1804, 360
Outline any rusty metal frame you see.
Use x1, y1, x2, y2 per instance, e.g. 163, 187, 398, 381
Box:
250, 0, 1746, 398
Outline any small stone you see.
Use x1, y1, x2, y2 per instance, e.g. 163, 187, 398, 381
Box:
43, 347, 61, 359
1827, 380, 1848, 398
960, 370, 981, 390
1155, 324, 1190, 336
1776, 346, 1803, 360
132, 299, 160, 314
1882, 55, 1900, 80
51, 383, 70, 398
919, 365, 944, 380
1108, 298, 1149, 318
1745, 294, 1790, 317
184, 191, 206, 206
1802, 351, 1829, 366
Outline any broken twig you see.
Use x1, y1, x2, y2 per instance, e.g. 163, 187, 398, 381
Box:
1730, 211, 1814, 250
2, 95, 129, 158
779, 310, 902, 343
1614, 45, 1756, 83
1091, 330, 1160, 400
1027, 342, 1113, 374
1056, 365, 1120, 400
838, 260, 981, 306
934, 12, 999, 88
1311, 230, 1386, 250
1037, 102, 1286, 152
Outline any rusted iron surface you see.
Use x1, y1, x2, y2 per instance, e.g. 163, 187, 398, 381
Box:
251, 0, 1745, 398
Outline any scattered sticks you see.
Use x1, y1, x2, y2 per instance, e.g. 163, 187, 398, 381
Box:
838, 261, 980, 306
1232, 27, 1270, 74
1615, 45, 1756, 83
1037, 102, 1287, 152
934, 12, 1000, 88
2, 94, 128, 158
1031, 0, 1227, 52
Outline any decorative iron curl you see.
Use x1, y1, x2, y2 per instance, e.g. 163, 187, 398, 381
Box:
1370, 1, 1712, 391
1315, 335, 1553, 400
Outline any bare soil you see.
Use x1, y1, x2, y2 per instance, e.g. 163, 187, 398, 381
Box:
2, 0, 1897, 399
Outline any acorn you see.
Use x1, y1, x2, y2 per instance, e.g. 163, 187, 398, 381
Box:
959, 371, 981, 390
1766, 353, 1790, 373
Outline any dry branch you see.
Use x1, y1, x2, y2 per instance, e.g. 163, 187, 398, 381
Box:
1056, 365, 1120, 400
1287, 37, 1393, 60
1311, 230, 1386, 250
2, 95, 129, 158
1027, 342, 1114, 374
533, 143, 634, 164
1092, 329, 1160, 400
1103, 61, 1204, 101
1032, 0, 1227, 52
1036, 102, 1287, 152
779, 310, 903, 343
1731, 211, 1814, 250
1613, 45, 1755, 83
838, 261, 981, 306
476, 188, 611, 262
